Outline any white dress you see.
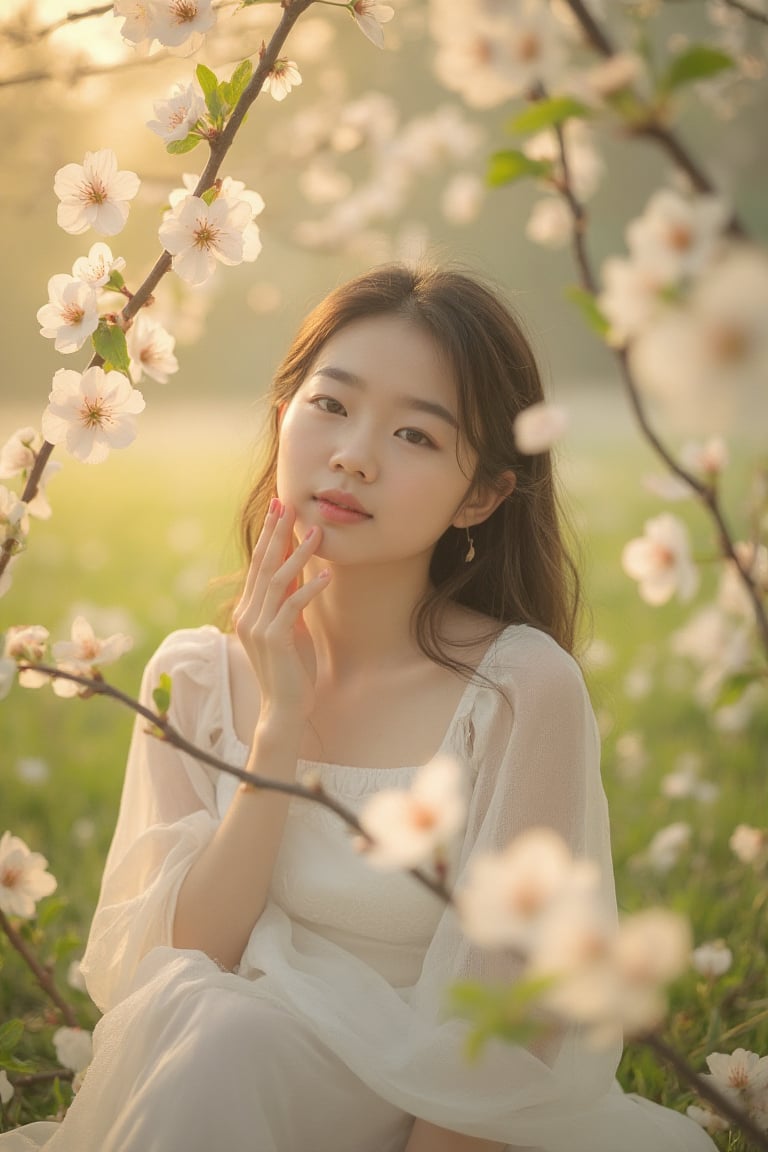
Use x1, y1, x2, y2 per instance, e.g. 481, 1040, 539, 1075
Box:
1, 625, 716, 1152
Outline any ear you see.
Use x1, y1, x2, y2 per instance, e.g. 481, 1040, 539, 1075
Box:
453, 470, 516, 529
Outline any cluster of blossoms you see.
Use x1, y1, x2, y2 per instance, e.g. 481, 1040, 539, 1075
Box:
688, 1049, 768, 1136
358, 757, 691, 1043
0, 616, 133, 700
598, 187, 768, 432
114, 0, 217, 55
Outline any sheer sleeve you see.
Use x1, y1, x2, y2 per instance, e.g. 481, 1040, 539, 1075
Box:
79, 627, 226, 1013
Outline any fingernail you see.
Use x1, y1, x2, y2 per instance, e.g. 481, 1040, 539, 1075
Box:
277, 500, 285, 518
305, 527, 316, 541
268, 497, 279, 515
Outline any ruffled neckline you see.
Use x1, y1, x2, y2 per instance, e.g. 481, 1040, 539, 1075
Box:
214, 626, 505, 778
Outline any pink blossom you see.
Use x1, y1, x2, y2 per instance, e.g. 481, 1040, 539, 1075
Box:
262, 60, 303, 103
0, 831, 57, 919
621, 514, 699, 606
350, 1, 394, 49
37, 274, 99, 353
159, 195, 254, 285
54, 150, 140, 236
42, 366, 145, 465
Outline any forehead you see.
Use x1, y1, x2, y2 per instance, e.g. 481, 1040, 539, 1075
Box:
306, 314, 457, 404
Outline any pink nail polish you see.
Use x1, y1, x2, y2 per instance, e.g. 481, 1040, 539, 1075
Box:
305, 527, 316, 541
268, 497, 279, 515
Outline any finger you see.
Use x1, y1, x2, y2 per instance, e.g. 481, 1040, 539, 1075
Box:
234, 497, 282, 619
272, 566, 332, 631
260, 524, 324, 623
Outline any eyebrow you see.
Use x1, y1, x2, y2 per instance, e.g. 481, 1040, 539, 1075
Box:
311, 366, 458, 429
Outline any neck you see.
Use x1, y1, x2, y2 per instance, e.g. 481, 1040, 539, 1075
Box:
301, 555, 432, 680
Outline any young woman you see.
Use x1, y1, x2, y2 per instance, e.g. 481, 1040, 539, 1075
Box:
2, 265, 716, 1151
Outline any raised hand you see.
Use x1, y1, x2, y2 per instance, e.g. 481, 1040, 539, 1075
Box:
232, 498, 330, 727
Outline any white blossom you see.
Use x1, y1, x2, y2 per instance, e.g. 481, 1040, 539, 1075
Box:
514, 402, 569, 455
52, 1027, 93, 1074
0, 831, 57, 918
0, 431, 61, 521
661, 757, 719, 805
168, 175, 265, 264
42, 366, 145, 466
627, 190, 729, 284
54, 150, 140, 237
358, 755, 466, 870
37, 274, 99, 354
526, 198, 572, 249
147, 81, 206, 142
729, 824, 767, 865
692, 941, 733, 978
621, 514, 699, 606
350, 1, 394, 49
67, 958, 87, 993
114, 0, 155, 52
72, 242, 126, 289
441, 173, 484, 225
586, 52, 644, 97
704, 1048, 768, 1104
686, 1105, 730, 1134
51, 616, 133, 696
150, 0, 216, 50
642, 822, 692, 873
127, 313, 179, 384
159, 195, 254, 286
3, 625, 50, 689
457, 826, 599, 951
262, 60, 303, 102
0, 1070, 14, 1106
680, 437, 728, 479
0, 485, 29, 541
629, 248, 768, 427
524, 121, 604, 202
598, 257, 667, 345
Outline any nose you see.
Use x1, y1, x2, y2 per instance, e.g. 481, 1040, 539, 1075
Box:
329, 426, 377, 481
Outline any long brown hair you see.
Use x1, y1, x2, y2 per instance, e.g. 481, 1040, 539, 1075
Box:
235, 263, 582, 672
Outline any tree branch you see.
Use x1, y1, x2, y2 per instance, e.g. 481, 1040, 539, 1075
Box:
723, 0, 768, 25
549, 106, 768, 658
0, 910, 78, 1027
642, 1032, 768, 1151
0, 0, 316, 584
15, 661, 454, 906
559, 0, 747, 237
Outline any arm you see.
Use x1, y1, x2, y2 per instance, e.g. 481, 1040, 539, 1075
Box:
405, 1119, 506, 1152
172, 499, 330, 969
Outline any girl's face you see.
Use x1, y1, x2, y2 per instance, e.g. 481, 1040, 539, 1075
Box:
276, 314, 481, 570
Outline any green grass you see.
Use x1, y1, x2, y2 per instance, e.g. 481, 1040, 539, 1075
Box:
1, 403, 766, 1143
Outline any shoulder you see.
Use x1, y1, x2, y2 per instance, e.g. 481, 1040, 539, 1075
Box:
485, 624, 590, 708
141, 624, 225, 689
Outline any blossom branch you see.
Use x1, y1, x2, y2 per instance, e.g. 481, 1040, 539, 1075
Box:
0, 0, 316, 586
0, 909, 78, 1028
15, 662, 453, 905
550, 121, 768, 658
642, 1032, 768, 1151
560, 0, 747, 238
723, 0, 768, 25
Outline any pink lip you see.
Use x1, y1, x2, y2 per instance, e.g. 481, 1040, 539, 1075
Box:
314, 489, 372, 517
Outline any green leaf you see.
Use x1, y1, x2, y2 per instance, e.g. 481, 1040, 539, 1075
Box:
508, 96, 592, 136
37, 895, 68, 929
0, 1019, 24, 1057
195, 63, 219, 101
487, 150, 553, 188
166, 133, 203, 155
659, 44, 735, 95
105, 270, 125, 291
200, 186, 218, 207
715, 670, 760, 709
565, 285, 611, 338
152, 672, 172, 716
92, 321, 130, 377
228, 59, 253, 104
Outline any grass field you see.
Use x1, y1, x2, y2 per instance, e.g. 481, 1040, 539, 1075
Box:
1, 395, 766, 1143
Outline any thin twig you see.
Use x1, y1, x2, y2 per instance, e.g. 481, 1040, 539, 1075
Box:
559, 0, 747, 237
642, 1032, 768, 1151
723, 0, 768, 25
15, 661, 453, 905
550, 97, 768, 658
10, 1069, 74, 1087
0, 910, 78, 1027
